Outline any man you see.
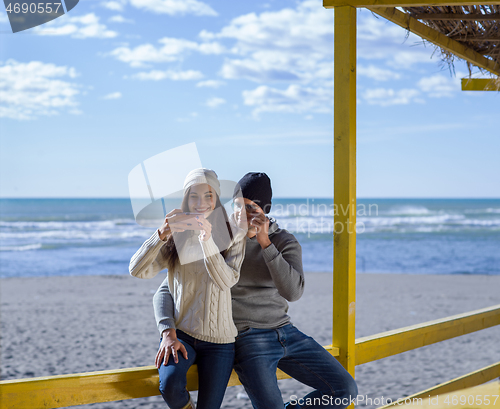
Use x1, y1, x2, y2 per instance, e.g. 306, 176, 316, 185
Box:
232, 172, 358, 409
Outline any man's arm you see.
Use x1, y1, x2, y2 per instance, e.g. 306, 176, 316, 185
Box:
252, 214, 305, 302
262, 238, 305, 302
153, 276, 176, 335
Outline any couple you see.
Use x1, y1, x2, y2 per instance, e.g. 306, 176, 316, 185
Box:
130, 169, 358, 409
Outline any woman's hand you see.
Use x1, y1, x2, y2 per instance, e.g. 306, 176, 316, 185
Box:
155, 329, 188, 368
159, 209, 205, 240
158, 209, 183, 240
196, 216, 212, 242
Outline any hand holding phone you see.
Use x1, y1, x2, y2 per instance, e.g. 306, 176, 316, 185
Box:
167, 212, 204, 231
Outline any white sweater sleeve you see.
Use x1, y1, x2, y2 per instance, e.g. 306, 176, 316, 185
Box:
200, 235, 246, 291
129, 230, 168, 279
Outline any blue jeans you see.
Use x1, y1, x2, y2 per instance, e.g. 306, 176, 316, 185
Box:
234, 324, 358, 409
158, 330, 234, 409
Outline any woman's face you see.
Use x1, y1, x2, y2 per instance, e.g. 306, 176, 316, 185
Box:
187, 183, 216, 217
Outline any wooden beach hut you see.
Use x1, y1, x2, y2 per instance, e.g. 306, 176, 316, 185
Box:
1, 1, 500, 408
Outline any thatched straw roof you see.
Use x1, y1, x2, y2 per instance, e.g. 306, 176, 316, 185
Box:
402, 6, 500, 78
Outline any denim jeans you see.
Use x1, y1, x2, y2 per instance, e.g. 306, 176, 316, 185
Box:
234, 324, 358, 409
158, 330, 234, 409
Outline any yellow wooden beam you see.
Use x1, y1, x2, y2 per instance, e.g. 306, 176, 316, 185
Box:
0, 348, 340, 409
377, 362, 500, 408
0, 366, 161, 409
355, 304, 500, 365
333, 5, 357, 378
367, 7, 500, 76
413, 13, 500, 20
324, 0, 500, 8
462, 78, 500, 91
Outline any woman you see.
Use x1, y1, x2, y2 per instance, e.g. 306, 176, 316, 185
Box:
129, 168, 246, 409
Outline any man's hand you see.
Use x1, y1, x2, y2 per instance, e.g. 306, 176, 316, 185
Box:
155, 329, 188, 368
250, 212, 271, 249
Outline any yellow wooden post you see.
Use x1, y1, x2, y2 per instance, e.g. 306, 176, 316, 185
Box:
333, 5, 357, 378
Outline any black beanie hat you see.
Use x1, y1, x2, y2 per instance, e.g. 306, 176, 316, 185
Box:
236, 172, 273, 214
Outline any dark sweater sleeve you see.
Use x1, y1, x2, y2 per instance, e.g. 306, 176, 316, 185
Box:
262, 239, 305, 302
153, 276, 176, 335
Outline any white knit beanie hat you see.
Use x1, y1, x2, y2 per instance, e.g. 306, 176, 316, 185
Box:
183, 168, 221, 197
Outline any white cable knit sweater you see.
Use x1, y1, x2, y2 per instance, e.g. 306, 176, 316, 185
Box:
129, 229, 246, 344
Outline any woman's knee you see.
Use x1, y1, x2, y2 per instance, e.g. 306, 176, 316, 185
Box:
159, 366, 188, 400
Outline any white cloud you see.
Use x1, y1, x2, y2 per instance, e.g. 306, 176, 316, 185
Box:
194, 0, 337, 115
392, 50, 435, 69
103, 92, 122, 99
200, 1, 331, 55
242, 84, 331, 117
0, 11, 8, 23
206, 97, 226, 108
109, 15, 134, 24
357, 12, 435, 68
129, 0, 217, 16
196, 80, 226, 88
100, 0, 216, 15
109, 37, 225, 67
34, 13, 118, 39
201, 0, 333, 85
0, 60, 80, 120
362, 87, 423, 106
101, 0, 126, 11
357, 64, 401, 81
418, 74, 459, 98
220, 54, 305, 83
129, 69, 204, 80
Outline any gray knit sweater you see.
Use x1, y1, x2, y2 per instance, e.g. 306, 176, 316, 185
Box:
231, 219, 305, 332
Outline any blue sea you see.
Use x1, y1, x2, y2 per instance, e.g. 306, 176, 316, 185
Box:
0, 198, 499, 278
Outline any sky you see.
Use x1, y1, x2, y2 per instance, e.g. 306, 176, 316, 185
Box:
1, 0, 499, 199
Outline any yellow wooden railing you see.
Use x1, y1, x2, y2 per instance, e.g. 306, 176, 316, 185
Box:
377, 362, 500, 409
1, 308, 499, 408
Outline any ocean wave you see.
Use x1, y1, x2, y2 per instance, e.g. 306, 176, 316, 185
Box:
273, 212, 500, 235
382, 205, 432, 216
0, 243, 42, 252
359, 214, 465, 226
464, 208, 500, 214
0, 230, 151, 241
0, 219, 135, 230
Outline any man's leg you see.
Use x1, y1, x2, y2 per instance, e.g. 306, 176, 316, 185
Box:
234, 328, 286, 409
277, 325, 358, 409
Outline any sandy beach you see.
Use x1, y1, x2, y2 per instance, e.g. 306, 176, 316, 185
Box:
1, 272, 499, 408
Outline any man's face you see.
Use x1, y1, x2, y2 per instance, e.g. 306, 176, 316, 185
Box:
233, 197, 263, 229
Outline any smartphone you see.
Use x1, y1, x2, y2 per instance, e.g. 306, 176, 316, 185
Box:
167, 212, 204, 221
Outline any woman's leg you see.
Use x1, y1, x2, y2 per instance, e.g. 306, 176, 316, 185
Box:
158, 335, 197, 409
195, 341, 235, 409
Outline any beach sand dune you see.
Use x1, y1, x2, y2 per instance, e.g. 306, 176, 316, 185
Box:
1, 273, 499, 408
